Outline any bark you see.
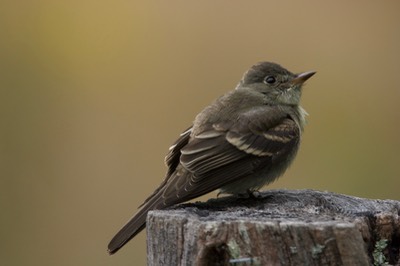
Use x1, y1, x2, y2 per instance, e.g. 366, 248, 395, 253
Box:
146, 189, 400, 266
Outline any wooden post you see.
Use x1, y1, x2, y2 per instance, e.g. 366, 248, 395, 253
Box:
146, 189, 400, 266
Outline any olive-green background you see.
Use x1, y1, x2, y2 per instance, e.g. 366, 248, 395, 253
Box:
1, 1, 399, 265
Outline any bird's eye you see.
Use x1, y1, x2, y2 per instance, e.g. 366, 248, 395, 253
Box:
264, 76, 276, 84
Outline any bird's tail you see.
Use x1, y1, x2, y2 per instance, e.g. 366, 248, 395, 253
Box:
107, 191, 166, 255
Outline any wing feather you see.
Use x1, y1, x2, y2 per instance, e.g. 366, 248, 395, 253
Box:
151, 107, 300, 207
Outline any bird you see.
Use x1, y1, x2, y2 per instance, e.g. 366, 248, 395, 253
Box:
107, 61, 316, 254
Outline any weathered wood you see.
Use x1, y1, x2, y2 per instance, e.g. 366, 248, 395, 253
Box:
146, 189, 400, 266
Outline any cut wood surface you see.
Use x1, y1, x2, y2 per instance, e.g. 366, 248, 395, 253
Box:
147, 189, 400, 266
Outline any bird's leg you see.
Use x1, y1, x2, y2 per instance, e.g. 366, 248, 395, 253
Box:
247, 189, 262, 199
234, 189, 262, 199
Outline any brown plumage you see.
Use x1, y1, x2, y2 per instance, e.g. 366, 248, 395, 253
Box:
107, 62, 315, 254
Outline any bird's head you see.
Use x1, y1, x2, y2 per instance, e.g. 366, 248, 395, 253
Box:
237, 62, 316, 106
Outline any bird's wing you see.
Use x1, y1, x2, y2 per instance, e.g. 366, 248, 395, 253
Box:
163, 106, 301, 202
107, 107, 300, 254
139, 126, 192, 207
165, 126, 192, 175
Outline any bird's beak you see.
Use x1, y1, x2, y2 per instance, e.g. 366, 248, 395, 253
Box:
290, 71, 316, 85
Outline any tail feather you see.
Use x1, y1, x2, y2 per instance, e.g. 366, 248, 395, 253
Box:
107, 193, 165, 255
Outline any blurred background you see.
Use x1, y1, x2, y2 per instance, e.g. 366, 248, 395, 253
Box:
1, 0, 399, 265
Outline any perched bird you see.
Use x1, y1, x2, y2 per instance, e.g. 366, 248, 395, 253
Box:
108, 62, 316, 254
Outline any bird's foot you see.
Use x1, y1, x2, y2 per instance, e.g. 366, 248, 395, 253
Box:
236, 189, 261, 199
248, 189, 262, 199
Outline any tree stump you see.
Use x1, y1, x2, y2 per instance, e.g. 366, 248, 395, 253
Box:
146, 189, 400, 266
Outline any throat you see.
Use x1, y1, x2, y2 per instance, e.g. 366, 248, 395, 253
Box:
294, 106, 308, 131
